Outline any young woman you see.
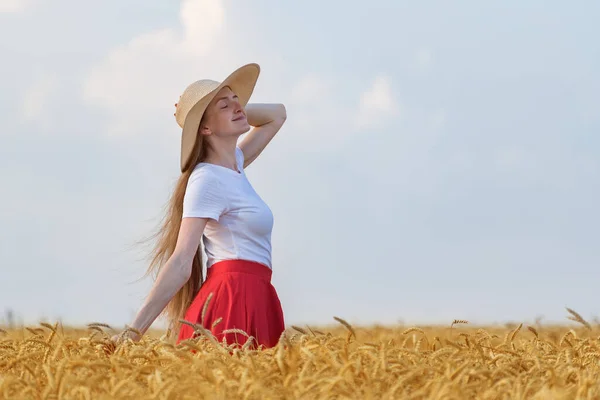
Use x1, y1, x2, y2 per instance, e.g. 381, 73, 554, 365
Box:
112, 63, 287, 349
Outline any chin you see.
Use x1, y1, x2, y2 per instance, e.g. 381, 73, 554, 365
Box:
224, 121, 251, 136
238, 124, 251, 134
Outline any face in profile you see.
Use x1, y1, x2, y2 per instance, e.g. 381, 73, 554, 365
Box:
200, 86, 250, 138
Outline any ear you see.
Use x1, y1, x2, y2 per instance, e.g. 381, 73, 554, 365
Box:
199, 124, 212, 136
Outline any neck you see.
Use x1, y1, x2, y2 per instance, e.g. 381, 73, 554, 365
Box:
204, 136, 239, 171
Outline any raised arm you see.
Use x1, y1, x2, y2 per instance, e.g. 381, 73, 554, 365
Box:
113, 217, 208, 342
238, 103, 287, 168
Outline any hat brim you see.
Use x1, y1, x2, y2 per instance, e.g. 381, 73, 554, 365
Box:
180, 63, 260, 172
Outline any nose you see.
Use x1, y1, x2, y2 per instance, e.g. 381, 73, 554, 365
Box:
232, 98, 242, 111
232, 99, 244, 115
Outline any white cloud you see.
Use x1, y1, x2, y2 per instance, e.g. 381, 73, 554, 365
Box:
84, 0, 402, 141
282, 74, 364, 151
20, 73, 58, 124
82, 0, 237, 136
0, 0, 26, 13
281, 73, 406, 152
355, 76, 400, 129
179, 0, 224, 52
82, 0, 405, 157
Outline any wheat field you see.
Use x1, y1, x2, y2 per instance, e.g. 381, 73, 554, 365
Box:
1, 309, 600, 399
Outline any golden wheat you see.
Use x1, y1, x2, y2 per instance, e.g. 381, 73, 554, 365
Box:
1, 312, 600, 399
566, 307, 592, 330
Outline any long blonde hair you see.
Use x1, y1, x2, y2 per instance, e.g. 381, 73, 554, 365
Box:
139, 125, 210, 337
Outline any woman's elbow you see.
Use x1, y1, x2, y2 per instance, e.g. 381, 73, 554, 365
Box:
170, 252, 193, 283
277, 104, 287, 122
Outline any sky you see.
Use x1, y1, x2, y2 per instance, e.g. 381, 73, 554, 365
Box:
1, 0, 599, 331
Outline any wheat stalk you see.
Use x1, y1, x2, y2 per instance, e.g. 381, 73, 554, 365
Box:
292, 326, 308, 334
333, 317, 356, 338
87, 323, 113, 330
510, 323, 523, 343
200, 292, 214, 327
4, 313, 600, 398
566, 307, 592, 330
403, 327, 425, 335
528, 326, 539, 339
211, 317, 223, 329
221, 328, 250, 337
451, 320, 469, 329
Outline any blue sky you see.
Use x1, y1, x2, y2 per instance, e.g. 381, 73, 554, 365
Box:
1, 0, 598, 330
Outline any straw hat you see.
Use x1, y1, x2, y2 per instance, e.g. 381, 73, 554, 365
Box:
174, 63, 260, 172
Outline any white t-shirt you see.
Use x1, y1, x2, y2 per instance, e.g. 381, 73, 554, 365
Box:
182, 146, 274, 269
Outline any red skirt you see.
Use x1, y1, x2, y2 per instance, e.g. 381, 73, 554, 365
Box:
177, 259, 285, 349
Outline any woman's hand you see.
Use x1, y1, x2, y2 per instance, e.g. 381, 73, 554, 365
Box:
110, 329, 142, 344
238, 103, 287, 168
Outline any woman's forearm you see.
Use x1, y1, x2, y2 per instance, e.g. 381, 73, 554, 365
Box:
245, 103, 287, 127
128, 254, 191, 337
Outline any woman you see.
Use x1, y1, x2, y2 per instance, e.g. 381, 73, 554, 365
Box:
112, 63, 287, 349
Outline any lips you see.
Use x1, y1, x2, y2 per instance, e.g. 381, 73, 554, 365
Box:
233, 113, 246, 122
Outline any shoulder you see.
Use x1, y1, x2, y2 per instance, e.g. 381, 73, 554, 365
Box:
183, 165, 228, 218
187, 165, 222, 189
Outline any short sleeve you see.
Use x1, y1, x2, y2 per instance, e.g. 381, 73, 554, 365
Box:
182, 169, 226, 221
